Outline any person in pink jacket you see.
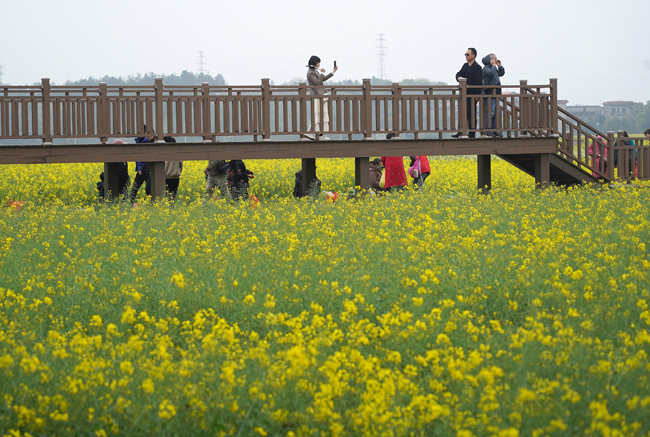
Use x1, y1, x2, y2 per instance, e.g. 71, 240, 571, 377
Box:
588, 135, 608, 178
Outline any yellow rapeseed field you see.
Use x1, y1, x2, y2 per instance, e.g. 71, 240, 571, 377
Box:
0, 158, 649, 436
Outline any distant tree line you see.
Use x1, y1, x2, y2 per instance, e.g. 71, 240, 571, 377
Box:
600, 102, 650, 134
56, 71, 226, 86
281, 76, 447, 86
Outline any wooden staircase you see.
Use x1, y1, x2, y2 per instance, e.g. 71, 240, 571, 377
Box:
498, 153, 600, 186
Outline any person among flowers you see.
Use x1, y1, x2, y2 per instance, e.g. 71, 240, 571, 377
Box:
408, 155, 431, 189
369, 158, 384, 192
381, 134, 408, 191
587, 135, 608, 178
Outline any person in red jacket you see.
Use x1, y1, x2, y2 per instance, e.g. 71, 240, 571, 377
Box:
408, 156, 431, 189
381, 133, 408, 191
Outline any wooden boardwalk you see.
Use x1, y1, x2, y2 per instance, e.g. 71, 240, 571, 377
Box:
2, 78, 647, 198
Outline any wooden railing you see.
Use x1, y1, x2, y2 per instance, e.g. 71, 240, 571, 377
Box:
614, 135, 650, 181
557, 107, 612, 180
1, 78, 561, 144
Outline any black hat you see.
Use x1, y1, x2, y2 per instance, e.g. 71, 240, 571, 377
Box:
308, 55, 321, 68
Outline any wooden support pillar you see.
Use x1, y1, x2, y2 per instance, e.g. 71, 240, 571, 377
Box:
103, 162, 121, 200
535, 153, 551, 189
149, 161, 166, 200
477, 155, 491, 192
301, 158, 317, 197
355, 157, 370, 190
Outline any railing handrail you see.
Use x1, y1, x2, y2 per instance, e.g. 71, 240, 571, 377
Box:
558, 107, 608, 139
0, 77, 556, 143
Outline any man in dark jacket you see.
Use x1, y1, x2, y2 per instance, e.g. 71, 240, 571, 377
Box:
97, 172, 105, 203
293, 169, 321, 198
453, 48, 483, 138
482, 53, 505, 137
129, 134, 154, 202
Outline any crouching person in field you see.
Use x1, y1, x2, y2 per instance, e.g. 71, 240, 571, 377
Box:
97, 172, 105, 203
228, 159, 254, 201
369, 158, 384, 193
293, 169, 322, 198
203, 160, 231, 201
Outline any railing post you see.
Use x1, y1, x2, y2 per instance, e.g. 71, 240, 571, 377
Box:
617, 130, 629, 182
98, 82, 108, 144
477, 155, 491, 192
355, 157, 370, 191
261, 78, 272, 141
201, 82, 213, 143
392, 82, 401, 134
104, 162, 121, 200
458, 79, 468, 137
362, 78, 373, 139
155, 77, 165, 143
299, 82, 307, 135
549, 78, 558, 135
41, 78, 52, 145
149, 161, 166, 200
606, 131, 615, 181
520, 80, 528, 136
535, 153, 550, 189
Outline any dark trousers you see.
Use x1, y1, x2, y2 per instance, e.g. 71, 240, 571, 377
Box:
466, 97, 478, 132
129, 172, 149, 202
166, 178, 180, 199
414, 172, 430, 189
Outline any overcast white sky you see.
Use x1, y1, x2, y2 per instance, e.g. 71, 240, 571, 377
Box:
1, 0, 648, 105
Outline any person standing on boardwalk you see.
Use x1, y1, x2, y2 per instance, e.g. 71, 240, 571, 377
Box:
481, 53, 505, 137
453, 48, 483, 138
304, 56, 338, 141
203, 160, 230, 201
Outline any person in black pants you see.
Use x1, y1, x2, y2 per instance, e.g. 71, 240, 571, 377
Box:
453, 47, 483, 138
129, 134, 154, 201
228, 160, 254, 201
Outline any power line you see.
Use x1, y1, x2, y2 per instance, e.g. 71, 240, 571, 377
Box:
197, 51, 207, 75
376, 34, 387, 80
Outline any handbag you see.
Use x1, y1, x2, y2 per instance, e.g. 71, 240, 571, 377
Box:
408, 157, 421, 178
379, 170, 386, 189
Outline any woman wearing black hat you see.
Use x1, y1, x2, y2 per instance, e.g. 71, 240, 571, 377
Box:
305, 55, 338, 140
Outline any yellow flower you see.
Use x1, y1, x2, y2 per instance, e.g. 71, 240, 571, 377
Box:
158, 399, 177, 419
171, 272, 186, 288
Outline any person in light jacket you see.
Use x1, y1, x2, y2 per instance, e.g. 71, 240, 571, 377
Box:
481, 53, 505, 137
304, 55, 338, 140
165, 161, 183, 199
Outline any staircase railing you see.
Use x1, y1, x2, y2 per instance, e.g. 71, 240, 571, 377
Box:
614, 133, 650, 182
556, 107, 612, 181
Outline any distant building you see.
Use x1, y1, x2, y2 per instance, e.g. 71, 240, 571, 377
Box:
602, 101, 635, 118
565, 104, 602, 126
559, 100, 638, 126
